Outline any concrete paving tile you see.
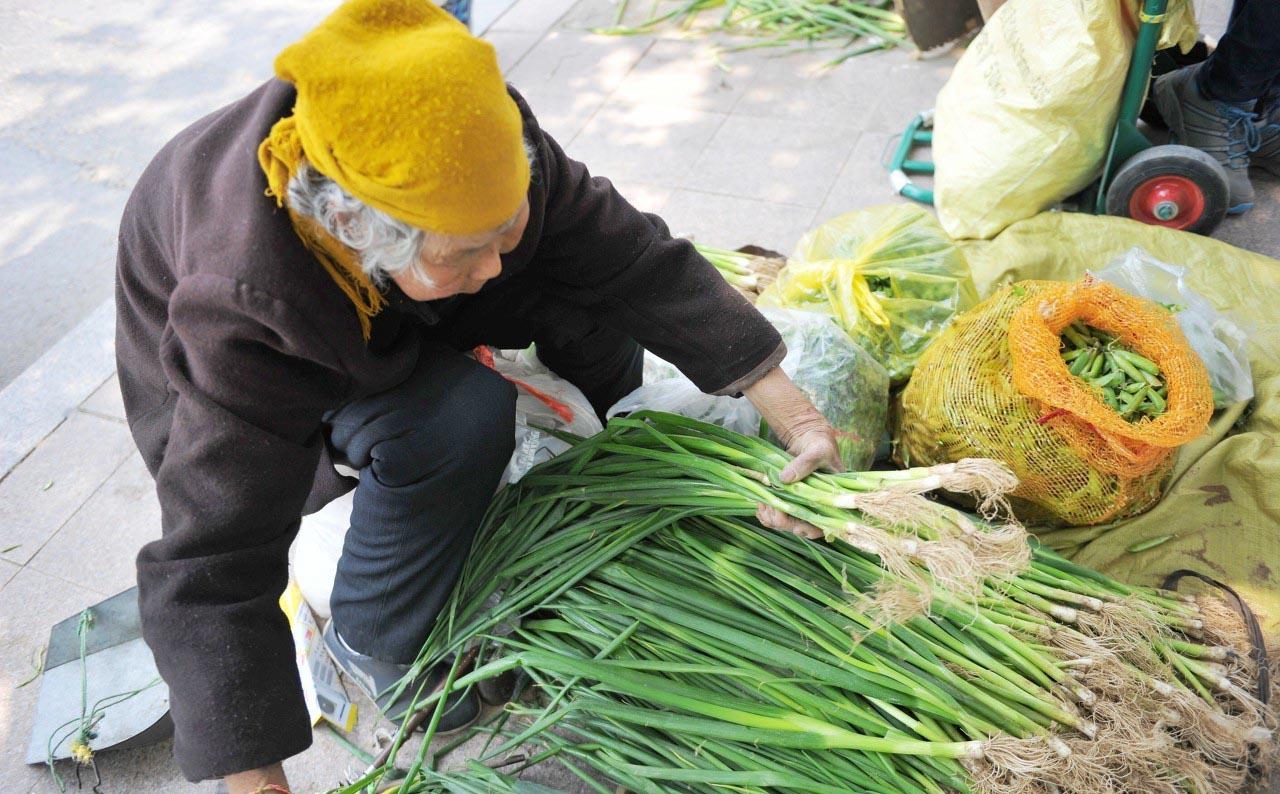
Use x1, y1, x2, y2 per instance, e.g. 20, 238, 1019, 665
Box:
29, 453, 158, 596
659, 189, 816, 254
817, 128, 911, 221
604, 179, 674, 214
79, 373, 127, 422
515, 82, 609, 144
507, 30, 652, 141
567, 100, 727, 188
1212, 170, 1280, 261
556, 0, 670, 31
490, 0, 587, 34
485, 30, 542, 73
731, 46, 898, 128
473, 0, 523, 34
74, 740, 199, 793
0, 566, 110, 792
0, 412, 136, 567
862, 48, 960, 132
0, 138, 124, 386
609, 38, 759, 114
682, 114, 859, 207
0, 559, 18, 589
507, 30, 651, 99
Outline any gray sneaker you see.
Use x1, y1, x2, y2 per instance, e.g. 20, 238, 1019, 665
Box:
1256, 98, 1280, 177
1154, 63, 1262, 213
322, 622, 480, 730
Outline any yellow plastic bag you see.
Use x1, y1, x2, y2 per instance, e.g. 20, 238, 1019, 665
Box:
933, 0, 1198, 240
959, 212, 1280, 643
757, 204, 977, 384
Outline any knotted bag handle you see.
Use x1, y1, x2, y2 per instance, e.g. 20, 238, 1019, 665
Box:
1161, 569, 1271, 703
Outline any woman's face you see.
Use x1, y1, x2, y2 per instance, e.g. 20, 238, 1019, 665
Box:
392, 200, 530, 301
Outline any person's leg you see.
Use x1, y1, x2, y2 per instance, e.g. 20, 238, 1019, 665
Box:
326, 342, 516, 662
1197, 0, 1280, 104
1153, 0, 1278, 212
1255, 76, 1280, 176
421, 273, 645, 422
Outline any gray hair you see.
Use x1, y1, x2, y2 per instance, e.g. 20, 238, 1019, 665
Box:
286, 143, 537, 288
286, 163, 440, 287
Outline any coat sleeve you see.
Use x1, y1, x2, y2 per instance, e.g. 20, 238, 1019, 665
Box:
529, 120, 785, 396
138, 273, 349, 781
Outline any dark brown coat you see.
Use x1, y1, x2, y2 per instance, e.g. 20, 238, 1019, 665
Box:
115, 79, 783, 780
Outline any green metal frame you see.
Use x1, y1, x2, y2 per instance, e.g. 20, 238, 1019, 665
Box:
889, 0, 1170, 214
887, 110, 936, 204
1086, 0, 1169, 213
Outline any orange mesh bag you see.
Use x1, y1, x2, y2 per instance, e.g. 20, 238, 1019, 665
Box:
896, 278, 1214, 526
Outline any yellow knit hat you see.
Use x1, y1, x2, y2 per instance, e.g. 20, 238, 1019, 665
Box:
260, 0, 530, 237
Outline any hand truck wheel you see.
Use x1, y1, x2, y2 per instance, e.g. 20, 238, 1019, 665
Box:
1105, 144, 1230, 235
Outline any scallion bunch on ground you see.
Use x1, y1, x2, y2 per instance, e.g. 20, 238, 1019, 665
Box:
334, 413, 1276, 794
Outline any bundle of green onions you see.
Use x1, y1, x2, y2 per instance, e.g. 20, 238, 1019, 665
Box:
1061, 321, 1167, 422
597, 0, 906, 65
336, 413, 1275, 794
695, 243, 783, 301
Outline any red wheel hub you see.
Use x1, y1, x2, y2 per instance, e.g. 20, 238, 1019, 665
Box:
1128, 175, 1205, 230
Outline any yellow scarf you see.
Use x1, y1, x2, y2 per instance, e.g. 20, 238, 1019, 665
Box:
258, 116, 386, 341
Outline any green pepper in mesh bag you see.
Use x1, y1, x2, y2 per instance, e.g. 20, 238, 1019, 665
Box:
758, 204, 977, 384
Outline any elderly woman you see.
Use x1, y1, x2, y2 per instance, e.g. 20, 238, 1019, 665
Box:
115, 0, 840, 791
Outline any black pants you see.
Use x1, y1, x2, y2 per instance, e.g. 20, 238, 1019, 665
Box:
326, 324, 641, 663
1198, 0, 1280, 104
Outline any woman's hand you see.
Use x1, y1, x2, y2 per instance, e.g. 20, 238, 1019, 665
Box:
743, 366, 843, 540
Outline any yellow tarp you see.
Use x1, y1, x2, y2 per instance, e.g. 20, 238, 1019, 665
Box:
959, 212, 1280, 642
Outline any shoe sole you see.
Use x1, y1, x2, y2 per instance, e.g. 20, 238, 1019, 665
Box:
320, 628, 481, 733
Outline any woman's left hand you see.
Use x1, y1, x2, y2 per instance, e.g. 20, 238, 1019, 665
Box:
743, 366, 844, 539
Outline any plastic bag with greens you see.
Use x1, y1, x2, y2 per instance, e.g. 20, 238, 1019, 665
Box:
758, 204, 977, 384
608, 308, 890, 470
1092, 248, 1253, 408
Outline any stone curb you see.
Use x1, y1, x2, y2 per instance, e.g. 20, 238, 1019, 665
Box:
0, 298, 116, 480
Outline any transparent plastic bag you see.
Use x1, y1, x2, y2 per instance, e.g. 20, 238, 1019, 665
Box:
608, 308, 890, 470
1092, 248, 1253, 408
758, 205, 977, 384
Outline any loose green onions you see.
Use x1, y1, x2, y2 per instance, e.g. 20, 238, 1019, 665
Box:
1060, 322, 1167, 422
596, 0, 907, 66
340, 414, 1275, 794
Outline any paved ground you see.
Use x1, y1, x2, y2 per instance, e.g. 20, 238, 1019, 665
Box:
0, 0, 1277, 791
1, 0, 1274, 390
0, 0, 514, 387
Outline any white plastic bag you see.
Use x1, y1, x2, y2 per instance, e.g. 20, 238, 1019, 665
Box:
608, 308, 890, 469
1093, 248, 1253, 407
290, 349, 602, 618
291, 490, 353, 620
613, 353, 762, 436
492, 347, 604, 486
